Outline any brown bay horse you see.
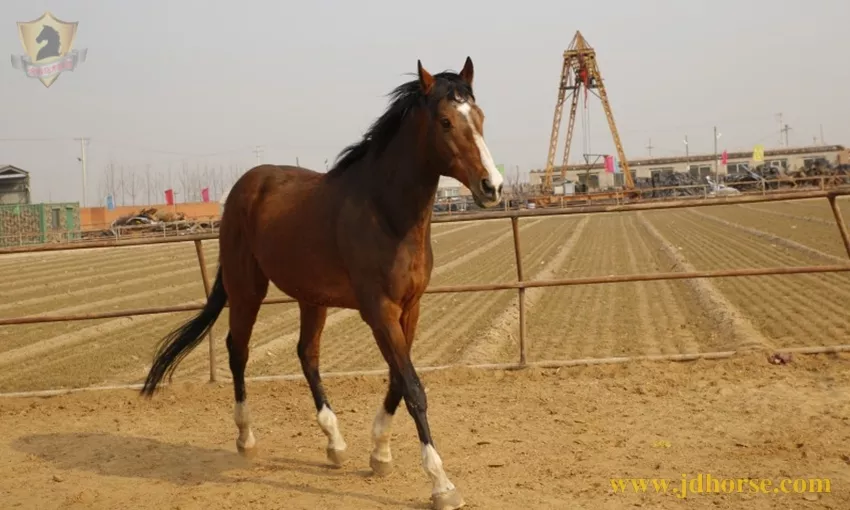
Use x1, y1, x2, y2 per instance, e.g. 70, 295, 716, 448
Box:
139, 57, 503, 510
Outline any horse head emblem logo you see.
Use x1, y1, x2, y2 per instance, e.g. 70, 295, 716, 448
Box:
11, 11, 87, 88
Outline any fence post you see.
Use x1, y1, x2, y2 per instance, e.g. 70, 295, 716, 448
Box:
194, 239, 217, 382
827, 195, 850, 259
510, 216, 527, 365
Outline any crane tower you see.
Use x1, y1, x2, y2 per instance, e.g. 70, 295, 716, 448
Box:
542, 31, 633, 192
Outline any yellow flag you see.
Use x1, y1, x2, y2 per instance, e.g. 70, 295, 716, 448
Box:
752, 144, 764, 162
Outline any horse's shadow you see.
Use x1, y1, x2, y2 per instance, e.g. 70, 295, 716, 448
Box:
13, 432, 422, 508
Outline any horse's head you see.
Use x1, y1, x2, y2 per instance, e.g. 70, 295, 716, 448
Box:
417, 58, 503, 208
36, 25, 58, 44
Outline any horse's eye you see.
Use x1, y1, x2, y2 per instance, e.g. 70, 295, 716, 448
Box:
440, 118, 452, 129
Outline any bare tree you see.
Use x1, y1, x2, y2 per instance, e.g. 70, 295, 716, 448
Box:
506, 167, 529, 205
96, 179, 105, 206
103, 160, 118, 205
145, 164, 152, 205
179, 161, 191, 203
155, 170, 165, 204
127, 168, 139, 206
119, 165, 127, 206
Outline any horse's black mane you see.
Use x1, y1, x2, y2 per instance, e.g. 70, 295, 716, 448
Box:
327, 69, 474, 175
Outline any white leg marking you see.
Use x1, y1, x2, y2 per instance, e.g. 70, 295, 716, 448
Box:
422, 443, 456, 495
456, 102, 504, 192
317, 404, 347, 451
371, 406, 394, 463
234, 401, 256, 450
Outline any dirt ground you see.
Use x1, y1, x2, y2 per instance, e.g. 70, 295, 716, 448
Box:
1, 353, 849, 509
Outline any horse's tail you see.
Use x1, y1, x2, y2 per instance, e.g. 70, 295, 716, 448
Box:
140, 265, 228, 397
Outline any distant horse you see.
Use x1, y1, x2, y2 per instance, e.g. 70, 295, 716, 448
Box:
35, 25, 61, 61
140, 57, 502, 510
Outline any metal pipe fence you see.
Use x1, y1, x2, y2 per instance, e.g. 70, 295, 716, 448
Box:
2, 188, 850, 397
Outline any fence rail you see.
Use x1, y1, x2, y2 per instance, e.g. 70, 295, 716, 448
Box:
2, 188, 850, 396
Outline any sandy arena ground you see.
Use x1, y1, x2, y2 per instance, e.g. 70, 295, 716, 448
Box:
1, 353, 849, 509
1, 197, 849, 508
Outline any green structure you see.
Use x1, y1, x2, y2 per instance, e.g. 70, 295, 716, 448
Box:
0, 202, 81, 247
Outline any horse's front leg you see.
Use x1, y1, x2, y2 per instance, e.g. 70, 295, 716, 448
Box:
365, 297, 464, 510
370, 299, 420, 476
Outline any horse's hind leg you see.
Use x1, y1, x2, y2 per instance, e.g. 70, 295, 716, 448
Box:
225, 282, 268, 458
297, 302, 348, 467
369, 299, 419, 477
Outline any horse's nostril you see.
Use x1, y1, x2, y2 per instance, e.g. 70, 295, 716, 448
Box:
482, 178, 495, 194
497, 183, 503, 194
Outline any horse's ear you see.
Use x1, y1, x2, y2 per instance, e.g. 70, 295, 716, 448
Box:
417, 60, 434, 95
459, 56, 474, 86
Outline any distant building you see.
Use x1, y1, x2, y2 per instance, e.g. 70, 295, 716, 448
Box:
436, 175, 471, 200
0, 165, 31, 204
528, 144, 848, 191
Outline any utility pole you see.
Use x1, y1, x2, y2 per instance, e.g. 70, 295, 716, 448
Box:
253, 146, 264, 166
713, 126, 719, 184
74, 137, 88, 207
646, 138, 654, 157
683, 135, 689, 168
776, 113, 784, 147
781, 123, 791, 147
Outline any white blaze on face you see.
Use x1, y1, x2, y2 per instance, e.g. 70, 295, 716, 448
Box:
456, 102, 503, 194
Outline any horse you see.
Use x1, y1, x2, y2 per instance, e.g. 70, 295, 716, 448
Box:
35, 25, 61, 61
139, 56, 503, 510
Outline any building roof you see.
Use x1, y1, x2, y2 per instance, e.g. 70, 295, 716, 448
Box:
0, 165, 29, 180
438, 175, 463, 189
529, 144, 847, 174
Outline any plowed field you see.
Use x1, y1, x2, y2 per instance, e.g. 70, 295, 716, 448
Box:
1, 198, 849, 393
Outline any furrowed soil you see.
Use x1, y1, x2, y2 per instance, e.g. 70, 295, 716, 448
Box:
2, 202, 850, 392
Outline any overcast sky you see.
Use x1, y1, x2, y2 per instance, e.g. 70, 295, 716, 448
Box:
1, 0, 848, 205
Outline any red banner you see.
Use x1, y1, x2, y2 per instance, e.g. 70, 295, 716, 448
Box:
721, 150, 728, 165
201, 187, 210, 203
164, 189, 174, 205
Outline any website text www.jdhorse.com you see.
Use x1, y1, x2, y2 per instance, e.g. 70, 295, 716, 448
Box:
610, 473, 831, 499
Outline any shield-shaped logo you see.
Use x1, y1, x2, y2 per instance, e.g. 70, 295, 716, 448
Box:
10, 11, 88, 88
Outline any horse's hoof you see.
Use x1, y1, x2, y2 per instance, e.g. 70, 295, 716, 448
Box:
326, 447, 348, 467
237, 444, 258, 459
369, 455, 393, 477
431, 489, 465, 510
